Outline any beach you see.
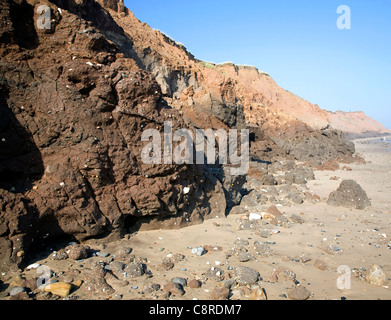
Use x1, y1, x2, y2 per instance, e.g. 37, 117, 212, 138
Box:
1, 137, 390, 300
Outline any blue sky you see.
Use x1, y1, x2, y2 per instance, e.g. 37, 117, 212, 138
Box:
126, 0, 391, 129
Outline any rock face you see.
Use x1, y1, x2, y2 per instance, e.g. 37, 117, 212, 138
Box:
0, 0, 365, 272
327, 180, 371, 210
0, 0, 232, 272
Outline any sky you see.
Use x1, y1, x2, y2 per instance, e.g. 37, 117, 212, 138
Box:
126, 0, 391, 129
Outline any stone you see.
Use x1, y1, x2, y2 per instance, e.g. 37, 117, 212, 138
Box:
171, 277, 187, 287
189, 279, 201, 289
249, 213, 262, 221
365, 264, 387, 287
9, 286, 26, 296
234, 239, 249, 247
265, 205, 283, 219
239, 253, 254, 262
68, 244, 90, 260
50, 249, 68, 260
285, 167, 315, 184
164, 282, 185, 296
290, 214, 305, 224
249, 286, 267, 300
258, 230, 270, 238
192, 247, 207, 256
327, 180, 371, 210
234, 267, 260, 286
117, 246, 133, 256
287, 285, 311, 300
125, 262, 146, 278
160, 258, 174, 271
205, 267, 225, 282
314, 259, 328, 271
210, 287, 230, 300
44, 282, 73, 298
254, 241, 272, 255
260, 174, 277, 186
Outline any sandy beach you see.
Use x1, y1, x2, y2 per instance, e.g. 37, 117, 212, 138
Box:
1, 137, 390, 301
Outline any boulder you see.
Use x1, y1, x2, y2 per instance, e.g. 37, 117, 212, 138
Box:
327, 180, 371, 210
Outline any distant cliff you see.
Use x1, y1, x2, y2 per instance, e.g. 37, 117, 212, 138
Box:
327, 111, 391, 139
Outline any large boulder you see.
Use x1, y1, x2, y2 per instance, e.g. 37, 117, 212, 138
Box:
327, 180, 371, 210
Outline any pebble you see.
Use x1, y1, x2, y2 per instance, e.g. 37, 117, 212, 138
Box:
249, 213, 262, 221
249, 286, 267, 300
171, 277, 187, 287
234, 267, 260, 286
26, 263, 41, 270
210, 287, 230, 300
97, 251, 110, 257
9, 286, 26, 296
191, 247, 206, 256
189, 279, 201, 289
314, 259, 328, 271
164, 282, 185, 296
365, 264, 387, 287
44, 282, 73, 298
287, 285, 311, 300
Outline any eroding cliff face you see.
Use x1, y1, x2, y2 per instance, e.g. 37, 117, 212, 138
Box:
0, 0, 229, 272
0, 0, 364, 272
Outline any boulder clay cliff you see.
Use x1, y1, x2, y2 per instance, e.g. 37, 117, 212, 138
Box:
0, 0, 372, 272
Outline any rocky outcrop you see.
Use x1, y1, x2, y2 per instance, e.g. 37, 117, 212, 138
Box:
0, 0, 369, 272
101, 4, 356, 163
0, 0, 230, 272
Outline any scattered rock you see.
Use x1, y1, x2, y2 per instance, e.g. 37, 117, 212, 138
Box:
125, 262, 146, 278
9, 286, 27, 296
203, 245, 223, 252
160, 258, 175, 271
260, 174, 277, 186
290, 214, 305, 224
164, 282, 185, 296
239, 253, 254, 262
249, 213, 262, 221
287, 285, 311, 300
171, 277, 187, 287
234, 267, 260, 286
316, 159, 340, 171
314, 259, 328, 271
265, 205, 283, 219
43, 282, 73, 298
50, 249, 68, 261
192, 247, 207, 256
210, 286, 230, 300
68, 244, 90, 260
205, 267, 225, 282
189, 279, 202, 289
327, 180, 371, 210
249, 285, 267, 300
285, 167, 315, 184
117, 247, 133, 256
365, 264, 387, 287
234, 239, 249, 247
254, 241, 272, 255
257, 230, 270, 238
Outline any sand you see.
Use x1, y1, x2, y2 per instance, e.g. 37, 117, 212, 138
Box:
2, 137, 391, 300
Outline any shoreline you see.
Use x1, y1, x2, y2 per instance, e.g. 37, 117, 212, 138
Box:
1, 138, 390, 300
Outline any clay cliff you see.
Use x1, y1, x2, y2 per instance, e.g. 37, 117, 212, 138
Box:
327, 111, 391, 139
0, 0, 367, 272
